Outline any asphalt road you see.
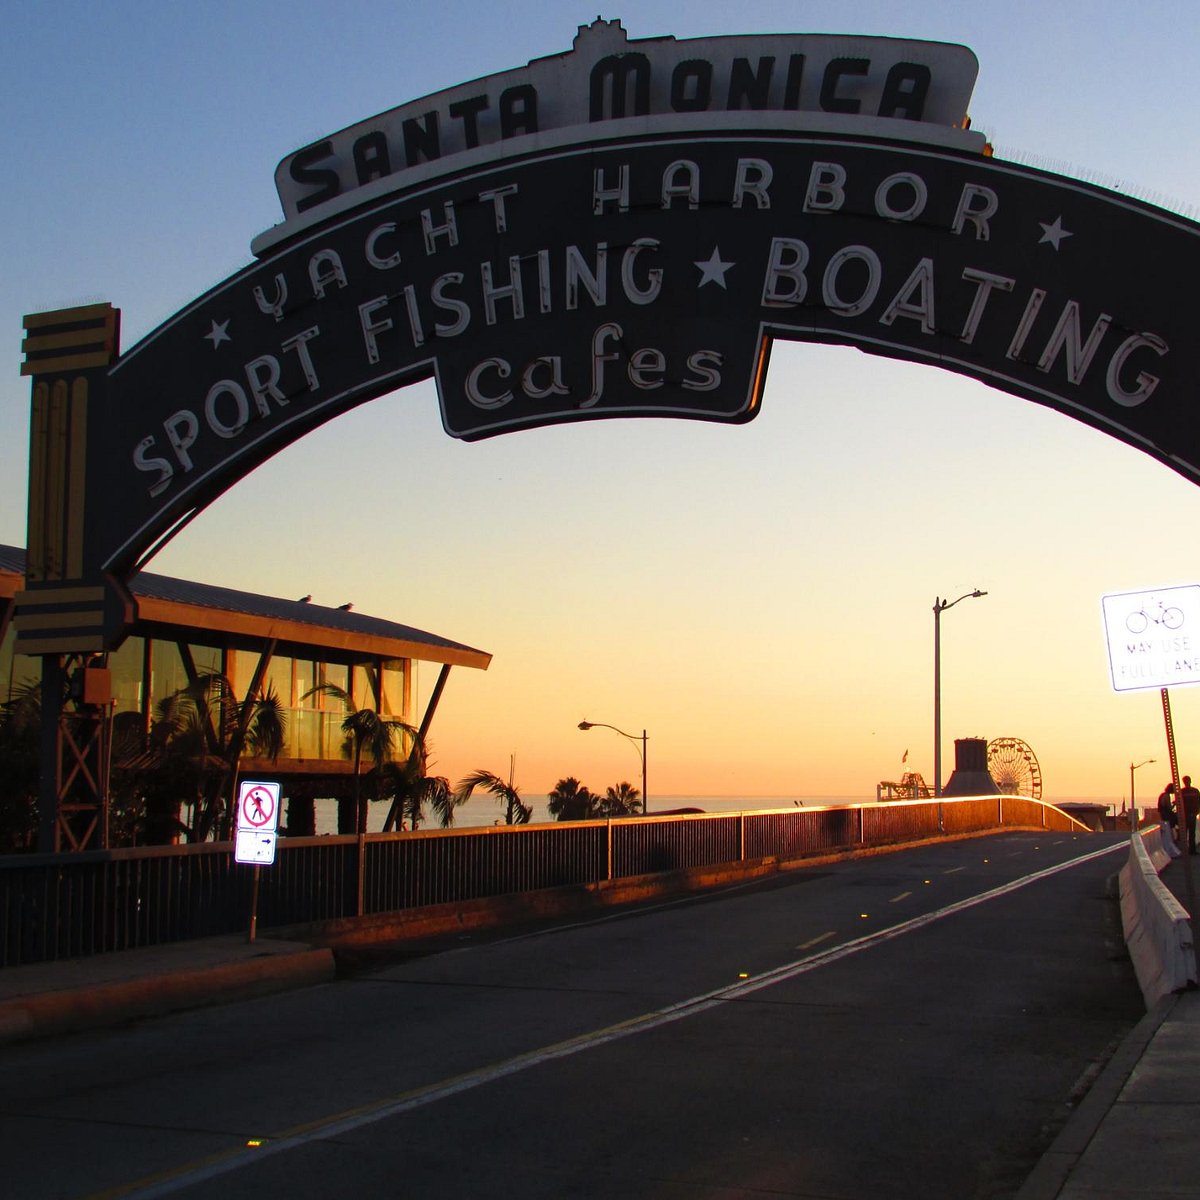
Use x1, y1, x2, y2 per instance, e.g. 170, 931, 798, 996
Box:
0, 830, 1142, 1200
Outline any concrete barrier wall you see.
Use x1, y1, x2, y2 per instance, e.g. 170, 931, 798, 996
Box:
1145, 820, 1181, 872
1120, 824, 1194, 1007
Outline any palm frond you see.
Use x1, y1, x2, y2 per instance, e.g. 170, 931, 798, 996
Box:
455, 769, 508, 800
456, 769, 530, 825
426, 776, 459, 827
244, 685, 287, 761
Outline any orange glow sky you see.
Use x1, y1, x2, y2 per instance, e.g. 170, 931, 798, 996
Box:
4, 2, 1200, 804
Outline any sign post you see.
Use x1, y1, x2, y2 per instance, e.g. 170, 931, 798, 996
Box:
234, 780, 281, 943
1102, 587, 1200, 976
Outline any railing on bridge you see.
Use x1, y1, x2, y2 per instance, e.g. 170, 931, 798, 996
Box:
0, 796, 1085, 969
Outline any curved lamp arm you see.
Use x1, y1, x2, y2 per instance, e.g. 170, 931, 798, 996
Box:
578, 720, 648, 814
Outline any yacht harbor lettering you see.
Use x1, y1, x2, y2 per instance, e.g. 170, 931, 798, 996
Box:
130, 140, 1177, 496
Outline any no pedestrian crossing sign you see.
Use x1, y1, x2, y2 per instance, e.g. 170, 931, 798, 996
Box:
1101, 585, 1200, 692
234, 780, 281, 865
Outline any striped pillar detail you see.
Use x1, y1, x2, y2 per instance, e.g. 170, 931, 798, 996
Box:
21, 303, 120, 377
27, 376, 90, 582
11, 586, 107, 655
21, 304, 120, 583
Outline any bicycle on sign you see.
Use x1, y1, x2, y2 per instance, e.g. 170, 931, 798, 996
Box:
1125, 599, 1185, 634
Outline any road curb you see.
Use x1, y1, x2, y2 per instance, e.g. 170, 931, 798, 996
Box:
0, 948, 336, 1046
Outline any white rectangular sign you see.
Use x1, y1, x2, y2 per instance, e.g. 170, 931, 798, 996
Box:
234, 780, 281, 865
235, 829, 278, 866
1101, 585, 1200, 692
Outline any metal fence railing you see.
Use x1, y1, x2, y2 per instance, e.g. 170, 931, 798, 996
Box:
0, 796, 1085, 968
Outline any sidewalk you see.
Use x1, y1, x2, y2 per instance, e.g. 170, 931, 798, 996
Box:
0, 851, 797, 1048
1016, 852, 1200, 1199
0, 932, 334, 1044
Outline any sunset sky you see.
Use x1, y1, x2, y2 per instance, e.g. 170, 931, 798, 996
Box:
4, 0, 1200, 806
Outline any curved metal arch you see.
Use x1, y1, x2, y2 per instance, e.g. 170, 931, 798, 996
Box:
20, 128, 1200, 645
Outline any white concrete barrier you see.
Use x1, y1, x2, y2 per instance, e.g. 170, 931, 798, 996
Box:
1120, 826, 1195, 1007
1146, 821, 1181, 871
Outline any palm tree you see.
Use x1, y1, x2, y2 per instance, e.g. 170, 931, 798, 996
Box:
0, 679, 41, 850
547, 776, 601, 821
380, 756, 458, 830
600, 781, 642, 817
303, 681, 420, 835
108, 710, 156, 844
120, 673, 286, 843
455, 768, 533, 825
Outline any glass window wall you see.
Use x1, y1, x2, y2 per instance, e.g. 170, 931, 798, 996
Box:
381, 663, 406, 718
2, 624, 412, 768
108, 637, 144, 716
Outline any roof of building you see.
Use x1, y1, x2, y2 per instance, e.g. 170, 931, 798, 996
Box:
0, 544, 491, 670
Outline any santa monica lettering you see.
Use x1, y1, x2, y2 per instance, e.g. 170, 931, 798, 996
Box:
274, 22, 980, 225
290, 54, 937, 214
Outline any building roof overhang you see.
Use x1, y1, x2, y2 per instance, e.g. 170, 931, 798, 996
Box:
0, 545, 490, 671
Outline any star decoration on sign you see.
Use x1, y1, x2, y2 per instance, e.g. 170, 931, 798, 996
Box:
694, 247, 735, 289
204, 318, 231, 348
1038, 216, 1073, 250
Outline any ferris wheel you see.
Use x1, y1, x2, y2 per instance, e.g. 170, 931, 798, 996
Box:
987, 737, 1043, 800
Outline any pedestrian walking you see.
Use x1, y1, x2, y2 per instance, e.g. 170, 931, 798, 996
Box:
1158, 781, 1178, 829
1180, 775, 1200, 854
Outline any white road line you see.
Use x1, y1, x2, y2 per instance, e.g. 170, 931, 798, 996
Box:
797, 931, 836, 950
99, 839, 1125, 1200
890, 891, 912, 903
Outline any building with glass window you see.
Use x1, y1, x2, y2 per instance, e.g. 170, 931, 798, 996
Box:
0, 544, 490, 841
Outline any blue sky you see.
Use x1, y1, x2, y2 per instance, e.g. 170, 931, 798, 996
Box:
4, 1, 1200, 802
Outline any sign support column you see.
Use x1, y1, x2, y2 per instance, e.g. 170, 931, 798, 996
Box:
235, 780, 281, 943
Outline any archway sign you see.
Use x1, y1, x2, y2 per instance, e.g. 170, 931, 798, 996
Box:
15, 17, 1200, 655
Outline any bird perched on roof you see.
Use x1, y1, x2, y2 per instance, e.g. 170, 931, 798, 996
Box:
338, 603, 353, 611
297, 594, 312, 603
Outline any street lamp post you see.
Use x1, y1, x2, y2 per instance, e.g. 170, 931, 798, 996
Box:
1130, 758, 1155, 829
578, 721, 648, 814
933, 590, 988, 799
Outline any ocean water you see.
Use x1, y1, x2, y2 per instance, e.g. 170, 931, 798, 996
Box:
308, 793, 1120, 834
